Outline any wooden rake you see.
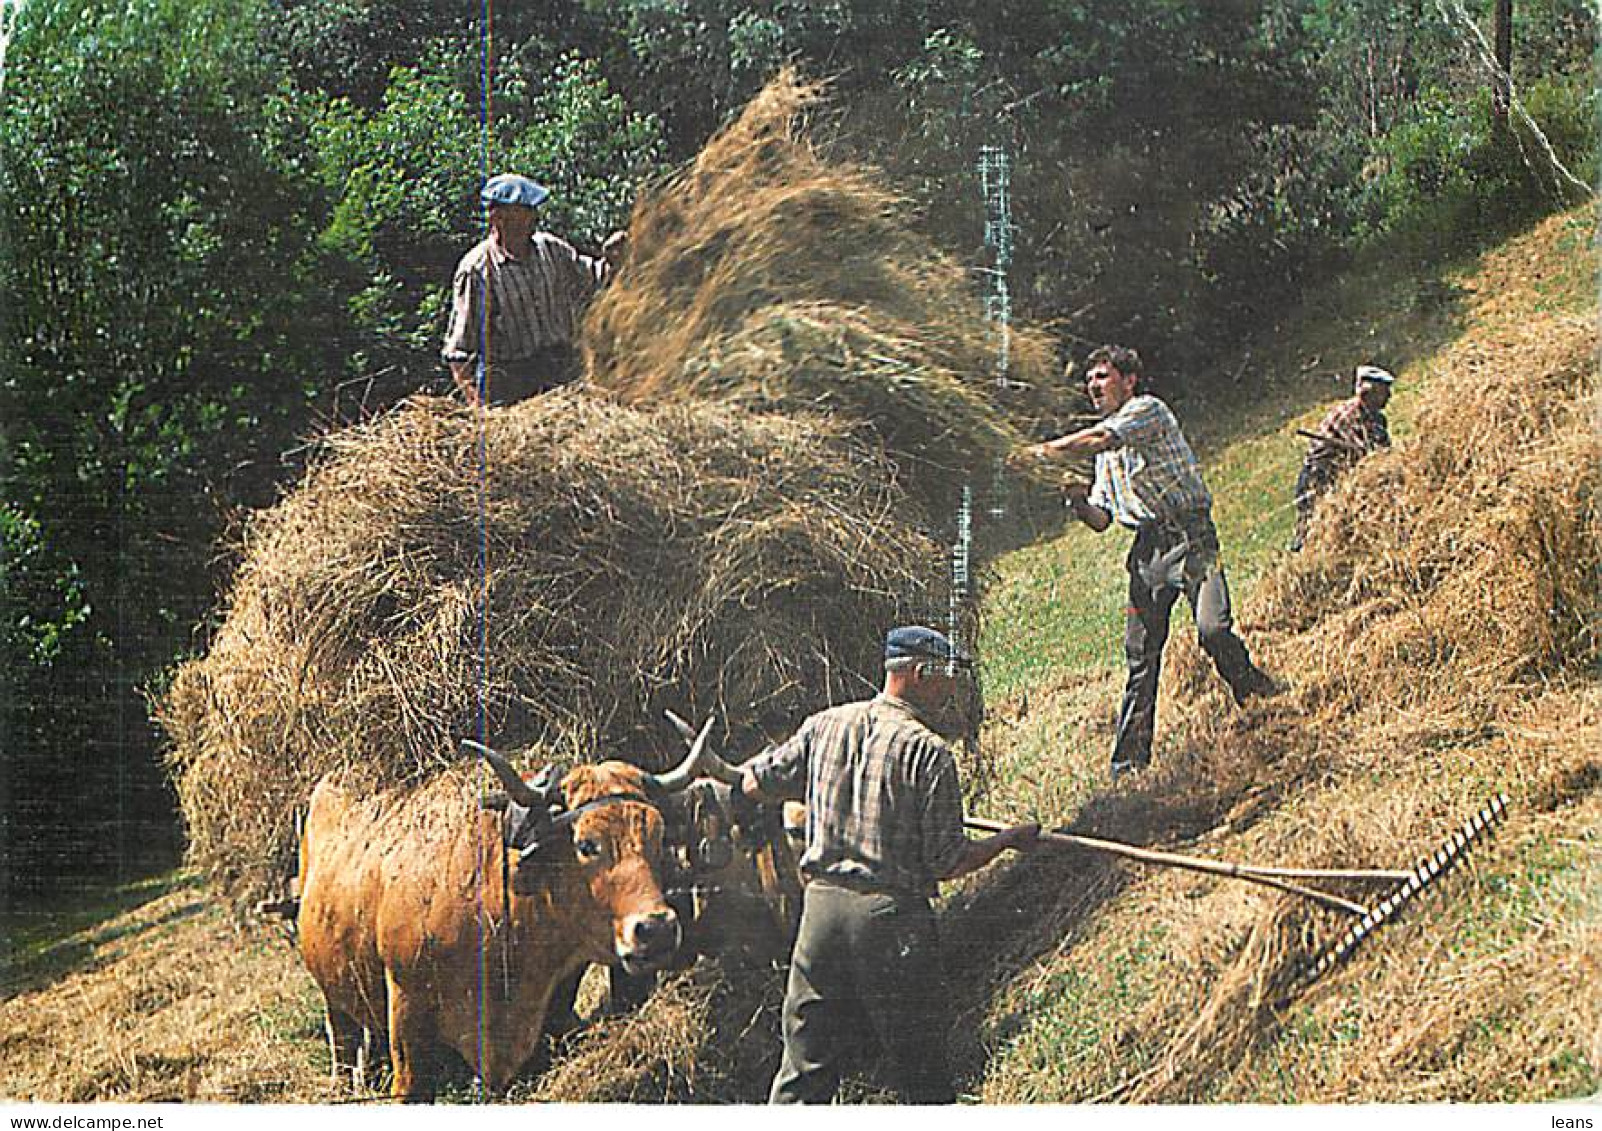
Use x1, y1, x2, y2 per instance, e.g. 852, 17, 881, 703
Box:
966, 792, 1510, 983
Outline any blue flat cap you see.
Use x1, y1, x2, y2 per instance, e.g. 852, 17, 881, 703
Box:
885, 625, 972, 666
481, 173, 550, 209
1356, 364, 1396, 386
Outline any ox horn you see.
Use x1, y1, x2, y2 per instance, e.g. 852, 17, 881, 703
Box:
463, 738, 540, 808
647, 713, 743, 791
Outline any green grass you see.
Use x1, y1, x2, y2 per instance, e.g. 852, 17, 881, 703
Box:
983, 924, 1169, 1102
0, 871, 196, 979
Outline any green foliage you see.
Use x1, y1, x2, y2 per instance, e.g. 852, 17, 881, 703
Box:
0, 0, 338, 887
1359, 76, 1597, 255
302, 40, 665, 383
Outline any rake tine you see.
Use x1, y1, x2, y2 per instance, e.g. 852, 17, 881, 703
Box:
1305, 793, 1509, 985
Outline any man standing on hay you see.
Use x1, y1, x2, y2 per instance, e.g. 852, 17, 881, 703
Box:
728, 626, 1039, 1104
441, 173, 626, 405
1029, 345, 1281, 779
1290, 364, 1395, 551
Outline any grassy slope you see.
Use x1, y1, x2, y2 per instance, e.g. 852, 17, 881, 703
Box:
1, 208, 1594, 1105
964, 204, 1599, 1103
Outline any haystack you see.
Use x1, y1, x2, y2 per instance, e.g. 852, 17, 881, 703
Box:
160, 391, 945, 906
583, 71, 1076, 511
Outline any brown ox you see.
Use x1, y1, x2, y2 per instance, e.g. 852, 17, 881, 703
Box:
296, 726, 715, 1100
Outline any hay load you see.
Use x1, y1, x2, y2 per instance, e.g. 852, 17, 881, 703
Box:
163, 73, 1072, 907
584, 71, 1074, 505
161, 392, 945, 905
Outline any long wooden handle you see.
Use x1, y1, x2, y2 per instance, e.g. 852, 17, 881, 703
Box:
965, 816, 1373, 917
1296, 427, 1368, 456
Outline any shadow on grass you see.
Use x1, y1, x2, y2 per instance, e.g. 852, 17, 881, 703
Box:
0, 872, 202, 997
939, 700, 1331, 1095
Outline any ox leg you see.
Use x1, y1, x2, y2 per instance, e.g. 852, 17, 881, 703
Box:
385, 973, 437, 1103
544, 965, 585, 1040
323, 1002, 368, 1091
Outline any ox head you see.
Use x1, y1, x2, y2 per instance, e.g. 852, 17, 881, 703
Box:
471, 722, 728, 974
655, 712, 804, 964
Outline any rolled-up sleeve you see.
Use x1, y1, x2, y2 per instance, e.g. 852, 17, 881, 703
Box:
747, 719, 813, 802
920, 752, 969, 879
1101, 396, 1164, 448
441, 266, 481, 364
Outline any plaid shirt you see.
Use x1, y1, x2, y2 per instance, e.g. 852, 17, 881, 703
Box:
1088, 394, 1212, 528
747, 694, 969, 897
1305, 397, 1390, 474
441, 233, 608, 365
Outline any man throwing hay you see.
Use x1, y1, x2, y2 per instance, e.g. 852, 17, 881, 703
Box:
1028, 345, 1281, 780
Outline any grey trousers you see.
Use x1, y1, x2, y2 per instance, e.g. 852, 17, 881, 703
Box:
1113, 513, 1263, 768
769, 881, 956, 1105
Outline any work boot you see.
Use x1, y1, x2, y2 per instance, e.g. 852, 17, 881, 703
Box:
1110, 759, 1146, 782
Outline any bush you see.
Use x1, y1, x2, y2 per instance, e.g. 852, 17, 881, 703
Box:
1359, 78, 1596, 257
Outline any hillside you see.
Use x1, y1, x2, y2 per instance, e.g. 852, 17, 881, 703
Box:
1, 206, 1595, 1103
961, 203, 1598, 1103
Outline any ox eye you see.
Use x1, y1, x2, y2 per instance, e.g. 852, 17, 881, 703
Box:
574, 837, 602, 861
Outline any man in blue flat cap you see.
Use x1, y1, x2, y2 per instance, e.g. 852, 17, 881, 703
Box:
728, 625, 1038, 1104
441, 173, 627, 405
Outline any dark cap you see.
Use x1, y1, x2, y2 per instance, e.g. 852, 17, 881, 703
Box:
481, 173, 550, 209
885, 625, 972, 667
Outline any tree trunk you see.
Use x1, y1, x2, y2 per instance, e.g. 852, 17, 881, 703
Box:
1493, 0, 1514, 125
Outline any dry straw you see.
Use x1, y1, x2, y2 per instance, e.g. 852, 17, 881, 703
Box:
161, 71, 1069, 913
160, 392, 946, 907
584, 69, 1073, 511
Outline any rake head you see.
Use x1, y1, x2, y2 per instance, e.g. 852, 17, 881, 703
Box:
1301, 792, 1510, 986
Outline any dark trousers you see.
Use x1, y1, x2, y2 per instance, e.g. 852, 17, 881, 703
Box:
769, 881, 955, 1105
478, 346, 580, 405
1113, 514, 1262, 769
1290, 460, 1336, 552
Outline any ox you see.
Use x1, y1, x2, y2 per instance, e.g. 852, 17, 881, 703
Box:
295, 724, 718, 1100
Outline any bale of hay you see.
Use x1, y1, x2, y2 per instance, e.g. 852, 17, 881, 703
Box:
583, 71, 1075, 510
159, 391, 946, 906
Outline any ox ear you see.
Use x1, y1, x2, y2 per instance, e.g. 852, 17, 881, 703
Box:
503, 799, 557, 854
527, 764, 564, 808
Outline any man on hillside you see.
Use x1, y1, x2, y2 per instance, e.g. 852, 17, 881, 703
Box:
1027, 345, 1281, 780
441, 173, 627, 406
728, 626, 1039, 1104
1290, 364, 1395, 551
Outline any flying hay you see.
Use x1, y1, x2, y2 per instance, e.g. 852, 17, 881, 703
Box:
584, 70, 1074, 509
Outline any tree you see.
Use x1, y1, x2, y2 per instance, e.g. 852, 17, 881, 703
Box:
0, 0, 339, 891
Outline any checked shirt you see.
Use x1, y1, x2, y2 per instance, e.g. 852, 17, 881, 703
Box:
746, 694, 969, 898
1089, 394, 1213, 529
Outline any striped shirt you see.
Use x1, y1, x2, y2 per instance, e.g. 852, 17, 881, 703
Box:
440, 233, 608, 365
746, 694, 969, 898
1088, 394, 1212, 529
